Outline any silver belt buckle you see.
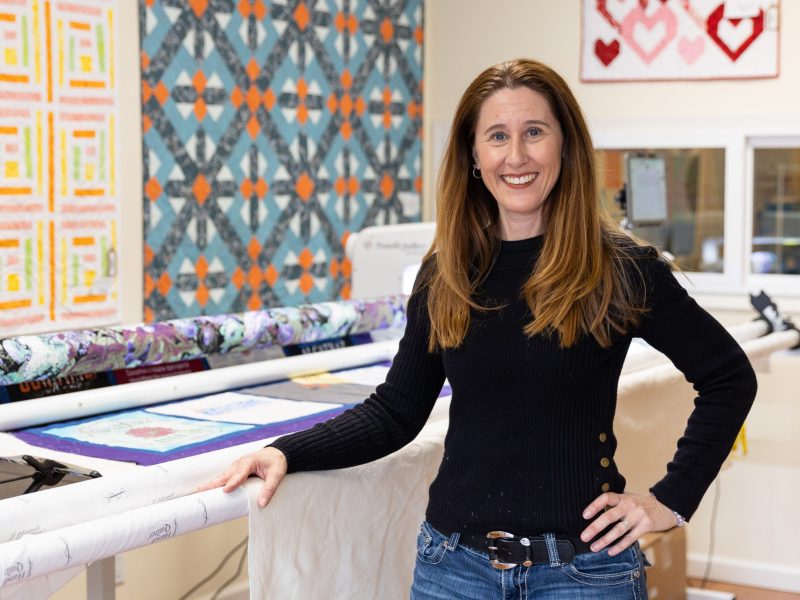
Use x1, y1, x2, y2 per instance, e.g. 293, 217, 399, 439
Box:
486, 531, 516, 570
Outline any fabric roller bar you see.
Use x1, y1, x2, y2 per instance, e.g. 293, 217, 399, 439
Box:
0, 485, 251, 591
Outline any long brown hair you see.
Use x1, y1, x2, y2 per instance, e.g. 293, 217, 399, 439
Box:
422, 58, 648, 350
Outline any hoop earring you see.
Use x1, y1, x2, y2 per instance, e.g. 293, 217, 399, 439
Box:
472, 165, 481, 179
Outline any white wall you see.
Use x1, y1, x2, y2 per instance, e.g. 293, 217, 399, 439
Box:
117, 0, 143, 326
423, 1, 800, 592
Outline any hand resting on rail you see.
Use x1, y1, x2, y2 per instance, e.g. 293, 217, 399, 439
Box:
198, 447, 288, 508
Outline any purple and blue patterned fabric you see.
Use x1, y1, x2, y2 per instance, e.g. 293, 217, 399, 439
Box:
0, 296, 405, 385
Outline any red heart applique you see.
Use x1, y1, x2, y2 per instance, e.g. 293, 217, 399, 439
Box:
595, 39, 621, 66
596, 0, 624, 33
706, 3, 764, 62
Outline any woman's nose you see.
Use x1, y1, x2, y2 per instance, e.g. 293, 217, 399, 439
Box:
506, 137, 527, 167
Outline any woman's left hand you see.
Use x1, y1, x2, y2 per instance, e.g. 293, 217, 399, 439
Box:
580, 492, 677, 556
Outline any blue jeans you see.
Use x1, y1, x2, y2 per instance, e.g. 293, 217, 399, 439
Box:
410, 521, 648, 599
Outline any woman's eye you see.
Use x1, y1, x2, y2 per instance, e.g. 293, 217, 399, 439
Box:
526, 127, 542, 137
491, 132, 508, 142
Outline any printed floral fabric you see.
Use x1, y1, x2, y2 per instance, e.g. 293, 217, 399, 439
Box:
0, 297, 405, 385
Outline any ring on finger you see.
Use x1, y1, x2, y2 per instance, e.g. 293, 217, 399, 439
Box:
619, 519, 630, 530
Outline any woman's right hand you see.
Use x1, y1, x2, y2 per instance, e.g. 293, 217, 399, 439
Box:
198, 447, 288, 508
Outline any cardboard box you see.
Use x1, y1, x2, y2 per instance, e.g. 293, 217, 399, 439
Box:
639, 527, 687, 600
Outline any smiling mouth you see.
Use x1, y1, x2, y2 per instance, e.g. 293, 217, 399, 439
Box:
501, 173, 537, 185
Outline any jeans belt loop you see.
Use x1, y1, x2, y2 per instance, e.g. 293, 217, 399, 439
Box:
445, 531, 460, 552
543, 532, 560, 567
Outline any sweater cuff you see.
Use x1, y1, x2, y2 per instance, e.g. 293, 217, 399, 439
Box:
649, 478, 705, 522
266, 438, 297, 473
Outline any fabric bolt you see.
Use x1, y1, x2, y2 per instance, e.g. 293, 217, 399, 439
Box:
271, 234, 757, 538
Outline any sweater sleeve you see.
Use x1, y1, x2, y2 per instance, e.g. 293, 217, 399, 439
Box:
634, 251, 757, 520
268, 263, 446, 473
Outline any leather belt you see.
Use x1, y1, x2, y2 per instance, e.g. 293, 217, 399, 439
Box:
453, 530, 590, 569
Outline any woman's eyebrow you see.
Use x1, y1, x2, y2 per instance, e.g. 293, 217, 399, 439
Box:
481, 120, 551, 135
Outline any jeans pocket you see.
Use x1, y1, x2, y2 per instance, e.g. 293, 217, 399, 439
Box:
561, 543, 645, 587
415, 521, 450, 565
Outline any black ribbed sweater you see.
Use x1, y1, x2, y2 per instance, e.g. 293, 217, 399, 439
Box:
271, 235, 757, 538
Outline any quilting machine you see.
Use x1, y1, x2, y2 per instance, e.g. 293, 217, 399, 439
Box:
0, 222, 798, 599
0, 222, 437, 599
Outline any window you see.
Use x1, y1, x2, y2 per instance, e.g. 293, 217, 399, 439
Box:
751, 148, 800, 275
595, 148, 726, 273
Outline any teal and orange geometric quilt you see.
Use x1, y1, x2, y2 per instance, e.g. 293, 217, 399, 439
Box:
140, 0, 424, 321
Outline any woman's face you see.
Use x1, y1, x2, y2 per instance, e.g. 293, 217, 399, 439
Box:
472, 86, 563, 240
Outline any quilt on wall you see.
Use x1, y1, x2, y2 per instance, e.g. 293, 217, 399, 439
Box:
140, 0, 424, 321
0, 0, 120, 336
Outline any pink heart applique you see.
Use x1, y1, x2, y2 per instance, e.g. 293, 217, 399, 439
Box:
678, 35, 704, 64
621, 4, 678, 65
706, 4, 764, 62
595, 39, 621, 66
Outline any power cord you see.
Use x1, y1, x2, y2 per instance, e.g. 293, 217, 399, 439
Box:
177, 535, 248, 600
700, 476, 721, 588
211, 538, 248, 600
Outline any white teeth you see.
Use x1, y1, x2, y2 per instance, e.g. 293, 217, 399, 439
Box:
502, 174, 535, 185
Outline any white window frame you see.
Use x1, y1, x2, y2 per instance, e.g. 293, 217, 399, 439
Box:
592, 116, 800, 314
746, 135, 800, 299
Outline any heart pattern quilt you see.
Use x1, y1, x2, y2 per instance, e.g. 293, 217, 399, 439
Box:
582, 0, 779, 81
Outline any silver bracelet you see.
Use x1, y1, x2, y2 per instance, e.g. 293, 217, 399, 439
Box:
673, 510, 687, 527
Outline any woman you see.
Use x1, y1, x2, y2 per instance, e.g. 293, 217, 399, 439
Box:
204, 59, 756, 598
